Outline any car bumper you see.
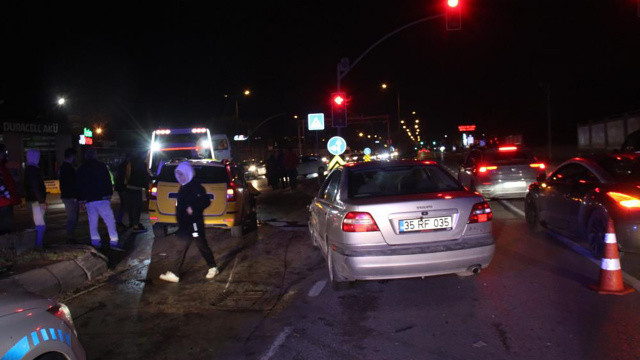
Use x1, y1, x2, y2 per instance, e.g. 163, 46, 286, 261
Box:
331, 235, 495, 281
476, 181, 532, 199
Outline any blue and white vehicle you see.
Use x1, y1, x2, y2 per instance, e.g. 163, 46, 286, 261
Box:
0, 290, 85, 360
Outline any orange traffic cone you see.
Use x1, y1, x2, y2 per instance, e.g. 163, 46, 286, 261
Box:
589, 218, 634, 295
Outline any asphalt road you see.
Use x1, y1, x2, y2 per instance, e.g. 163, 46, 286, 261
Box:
64, 177, 640, 360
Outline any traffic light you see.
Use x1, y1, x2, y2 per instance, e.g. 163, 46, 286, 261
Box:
445, 0, 461, 31
331, 92, 347, 128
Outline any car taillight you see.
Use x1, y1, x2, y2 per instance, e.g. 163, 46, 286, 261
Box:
468, 201, 493, 223
530, 163, 546, 169
226, 182, 236, 202
607, 192, 640, 209
478, 165, 497, 173
149, 186, 157, 199
47, 303, 76, 335
342, 212, 380, 232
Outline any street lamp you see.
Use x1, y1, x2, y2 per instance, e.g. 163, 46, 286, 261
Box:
243, 89, 251, 96
359, 132, 364, 137
380, 83, 388, 89
57, 97, 66, 106
95, 127, 103, 135
411, 111, 416, 115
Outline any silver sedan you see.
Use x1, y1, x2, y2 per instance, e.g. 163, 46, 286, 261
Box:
309, 160, 495, 289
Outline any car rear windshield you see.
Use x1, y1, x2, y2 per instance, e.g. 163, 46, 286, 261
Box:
482, 149, 535, 164
157, 164, 229, 184
348, 165, 463, 199
597, 156, 640, 182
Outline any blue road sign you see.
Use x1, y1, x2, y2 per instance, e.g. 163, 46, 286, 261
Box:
327, 136, 347, 156
307, 113, 325, 131
363, 147, 372, 155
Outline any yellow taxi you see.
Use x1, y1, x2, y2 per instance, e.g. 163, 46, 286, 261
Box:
148, 159, 257, 238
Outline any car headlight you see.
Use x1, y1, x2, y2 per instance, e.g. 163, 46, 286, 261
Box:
248, 165, 257, 172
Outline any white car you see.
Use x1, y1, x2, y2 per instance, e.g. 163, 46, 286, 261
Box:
0, 290, 85, 360
297, 155, 326, 177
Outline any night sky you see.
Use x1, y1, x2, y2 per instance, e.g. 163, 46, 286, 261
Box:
2, 0, 640, 147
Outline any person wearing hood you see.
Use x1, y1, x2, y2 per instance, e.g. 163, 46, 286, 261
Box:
76, 148, 120, 249
159, 162, 218, 283
24, 149, 47, 247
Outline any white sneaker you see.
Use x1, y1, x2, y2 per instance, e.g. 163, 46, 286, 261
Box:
159, 271, 180, 283
206, 267, 219, 279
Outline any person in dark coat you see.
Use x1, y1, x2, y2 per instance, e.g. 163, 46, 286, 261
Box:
59, 148, 78, 240
24, 149, 47, 247
159, 162, 218, 283
284, 148, 299, 190
265, 153, 278, 189
125, 151, 150, 232
0, 145, 20, 234
114, 153, 130, 228
77, 148, 120, 249
277, 149, 287, 188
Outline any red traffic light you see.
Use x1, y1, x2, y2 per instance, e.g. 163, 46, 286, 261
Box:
333, 95, 345, 106
447, 0, 459, 8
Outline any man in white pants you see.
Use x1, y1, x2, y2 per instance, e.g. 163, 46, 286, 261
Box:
76, 148, 120, 249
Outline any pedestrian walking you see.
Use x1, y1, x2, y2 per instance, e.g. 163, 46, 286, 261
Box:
59, 148, 79, 241
24, 149, 47, 247
114, 153, 130, 228
125, 152, 150, 233
159, 162, 218, 283
266, 153, 278, 189
77, 148, 120, 249
0, 146, 20, 234
277, 149, 287, 188
284, 148, 299, 190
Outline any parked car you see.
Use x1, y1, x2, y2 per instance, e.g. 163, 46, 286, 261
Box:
308, 160, 495, 289
297, 155, 326, 177
0, 290, 85, 360
526, 154, 640, 257
149, 159, 257, 238
458, 145, 546, 199
241, 159, 266, 179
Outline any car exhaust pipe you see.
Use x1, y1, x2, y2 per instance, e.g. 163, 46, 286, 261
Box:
468, 264, 481, 275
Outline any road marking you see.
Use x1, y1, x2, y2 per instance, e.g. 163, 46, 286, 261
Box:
307, 280, 327, 297
497, 199, 525, 217
259, 326, 292, 360
225, 257, 238, 291
499, 199, 640, 292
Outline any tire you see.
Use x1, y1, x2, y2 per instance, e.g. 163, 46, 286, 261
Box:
525, 195, 544, 233
586, 209, 608, 259
35, 353, 67, 360
231, 225, 243, 238
152, 224, 168, 239
327, 246, 349, 291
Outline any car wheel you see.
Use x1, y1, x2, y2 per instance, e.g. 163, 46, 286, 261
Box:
327, 246, 349, 291
231, 225, 244, 238
152, 224, 168, 239
35, 353, 67, 360
586, 209, 609, 259
525, 195, 544, 233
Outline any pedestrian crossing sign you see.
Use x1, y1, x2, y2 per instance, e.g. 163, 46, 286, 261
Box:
307, 113, 325, 131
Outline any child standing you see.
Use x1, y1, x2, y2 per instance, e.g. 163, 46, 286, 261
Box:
159, 162, 218, 283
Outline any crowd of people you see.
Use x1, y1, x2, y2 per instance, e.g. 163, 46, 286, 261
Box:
0, 147, 152, 250
265, 148, 299, 190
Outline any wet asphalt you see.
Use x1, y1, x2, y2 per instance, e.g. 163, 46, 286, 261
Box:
64, 177, 640, 360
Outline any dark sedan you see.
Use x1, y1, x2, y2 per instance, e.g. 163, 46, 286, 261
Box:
525, 154, 640, 257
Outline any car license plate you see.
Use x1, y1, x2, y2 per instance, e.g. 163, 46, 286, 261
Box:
399, 216, 452, 232
503, 181, 526, 188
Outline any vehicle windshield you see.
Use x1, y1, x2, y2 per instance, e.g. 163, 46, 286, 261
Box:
157, 164, 229, 184
597, 156, 640, 182
348, 165, 463, 199
482, 149, 535, 164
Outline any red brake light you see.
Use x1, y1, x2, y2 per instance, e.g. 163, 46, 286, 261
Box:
468, 201, 493, 223
478, 165, 497, 173
498, 146, 517, 152
342, 212, 380, 232
530, 163, 546, 169
47, 304, 76, 334
607, 192, 640, 209
226, 182, 236, 202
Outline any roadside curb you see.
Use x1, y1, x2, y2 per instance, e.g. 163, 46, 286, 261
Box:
0, 245, 108, 299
